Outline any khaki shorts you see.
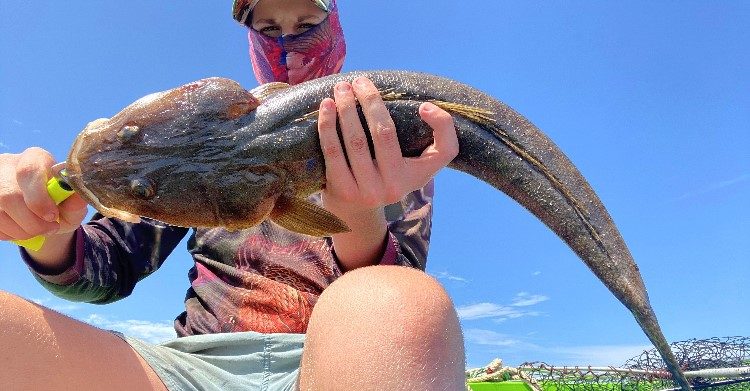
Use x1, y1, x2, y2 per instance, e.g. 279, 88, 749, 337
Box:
115, 330, 305, 391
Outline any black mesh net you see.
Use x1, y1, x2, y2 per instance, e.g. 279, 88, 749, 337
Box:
466, 336, 750, 390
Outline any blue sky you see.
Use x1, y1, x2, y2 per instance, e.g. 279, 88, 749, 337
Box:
1, 2, 748, 368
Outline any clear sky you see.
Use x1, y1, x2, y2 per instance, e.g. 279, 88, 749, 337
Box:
1, 2, 748, 368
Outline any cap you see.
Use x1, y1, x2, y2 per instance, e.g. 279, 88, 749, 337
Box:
233, 0, 333, 26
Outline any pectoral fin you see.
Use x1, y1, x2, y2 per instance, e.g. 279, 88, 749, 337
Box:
269, 195, 350, 237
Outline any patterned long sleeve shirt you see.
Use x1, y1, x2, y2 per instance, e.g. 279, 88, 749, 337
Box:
23, 182, 434, 336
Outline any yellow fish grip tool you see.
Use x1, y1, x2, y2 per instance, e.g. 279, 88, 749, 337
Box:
12, 168, 75, 252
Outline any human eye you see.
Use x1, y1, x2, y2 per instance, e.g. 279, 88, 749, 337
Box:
295, 22, 319, 35
258, 25, 282, 38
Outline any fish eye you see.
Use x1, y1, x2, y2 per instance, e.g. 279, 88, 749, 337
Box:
117, 125, 141, 143
130, 178, 156, 200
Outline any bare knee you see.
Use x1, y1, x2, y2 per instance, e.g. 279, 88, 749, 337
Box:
0, 288, 27, 309
315, 265, 459, 330
0, 289, 70, 344
0, 289, 43, 330
300, 266, 465, 390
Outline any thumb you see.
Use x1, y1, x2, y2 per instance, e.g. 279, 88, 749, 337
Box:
58, 194, 88, 231
415, 102, 459, 167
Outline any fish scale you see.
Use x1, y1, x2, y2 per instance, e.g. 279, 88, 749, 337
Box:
65, 70, 692, 390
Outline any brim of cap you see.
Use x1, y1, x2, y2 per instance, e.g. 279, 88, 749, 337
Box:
233, 0, 332, 25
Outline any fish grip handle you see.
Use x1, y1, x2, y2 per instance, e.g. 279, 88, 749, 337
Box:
11, 174, 75, 251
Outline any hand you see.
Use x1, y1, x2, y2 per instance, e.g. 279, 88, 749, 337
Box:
0, 148, 88, 242
316, 76, 458, 271
317, 76, 459, 217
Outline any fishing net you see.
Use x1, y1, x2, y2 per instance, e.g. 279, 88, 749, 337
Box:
466, 336, 750, 391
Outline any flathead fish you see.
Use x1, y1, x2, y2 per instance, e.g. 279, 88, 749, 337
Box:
66, 70, 691, 390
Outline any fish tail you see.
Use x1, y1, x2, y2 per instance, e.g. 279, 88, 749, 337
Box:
635, 308, 693, 390
440, 93, 692, 389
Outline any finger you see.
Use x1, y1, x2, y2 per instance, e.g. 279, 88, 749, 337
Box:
0, 209, 58, 241
317, 98, 356, 191
333, 81, 380, 186
2, 195, 61, 239
412, 102, 459, 172
15, 147, 59, 222
351, 77, 404, 181
59, 193, 88, 214
58, 194, 89, 229
0, 211, 28, 240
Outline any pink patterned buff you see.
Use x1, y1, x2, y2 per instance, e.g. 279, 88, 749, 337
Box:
247, 1, 346, 85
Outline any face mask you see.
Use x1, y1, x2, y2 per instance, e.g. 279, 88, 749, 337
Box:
248, 4, 346, 85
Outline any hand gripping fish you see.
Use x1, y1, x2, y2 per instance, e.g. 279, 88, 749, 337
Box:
65, 70, 692, 390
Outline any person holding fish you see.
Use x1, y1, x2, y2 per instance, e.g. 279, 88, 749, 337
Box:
0, 0, 465, 390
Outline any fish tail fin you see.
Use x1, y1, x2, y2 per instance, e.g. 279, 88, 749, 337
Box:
635, 307, 693, 390
440, 94, 692, 389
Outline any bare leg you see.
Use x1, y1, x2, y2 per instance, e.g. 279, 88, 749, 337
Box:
299, 265, 465, 390
0, 290, 168, 391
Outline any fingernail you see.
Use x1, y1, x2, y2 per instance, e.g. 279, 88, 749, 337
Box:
44, 212, 58, 222
321, 98, 334, 111
336, 82, 350, 93
422, 103, 435, 112
354, 77, 368, 87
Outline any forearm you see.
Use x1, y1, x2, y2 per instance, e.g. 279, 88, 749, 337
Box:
19, 227, 118, 303
22, 216, 188, 304
316, 78, 453, 271
23, 230, 77, 275
329, 206, 388, 272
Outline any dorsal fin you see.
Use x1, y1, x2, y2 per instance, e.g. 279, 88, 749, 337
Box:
249, 82, 291, 102
429, 100, 496, 126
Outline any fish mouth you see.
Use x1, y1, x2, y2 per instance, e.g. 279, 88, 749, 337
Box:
67, 118, 142, 224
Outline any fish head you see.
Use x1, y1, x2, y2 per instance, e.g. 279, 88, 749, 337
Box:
65, 78, 287, 227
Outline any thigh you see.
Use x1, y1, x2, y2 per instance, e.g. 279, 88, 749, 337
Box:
0, 290, 167, 391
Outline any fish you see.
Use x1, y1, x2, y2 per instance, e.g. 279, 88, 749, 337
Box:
65, 70, 692, 390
